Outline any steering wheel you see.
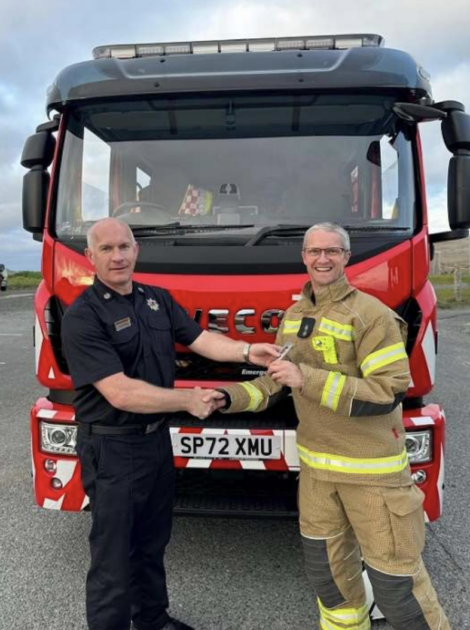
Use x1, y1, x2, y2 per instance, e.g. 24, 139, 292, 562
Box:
112, 201, 173, 222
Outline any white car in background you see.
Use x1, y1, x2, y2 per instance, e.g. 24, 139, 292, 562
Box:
0, 264, 8, 291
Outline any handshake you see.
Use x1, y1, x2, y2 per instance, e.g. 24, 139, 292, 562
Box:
183, 341, 306, 420
185, 387, 228, 420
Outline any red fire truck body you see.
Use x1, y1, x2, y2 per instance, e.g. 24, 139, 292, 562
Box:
23, 34, 470, 526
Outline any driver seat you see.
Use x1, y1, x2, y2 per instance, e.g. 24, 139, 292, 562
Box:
138, 185, 152, 202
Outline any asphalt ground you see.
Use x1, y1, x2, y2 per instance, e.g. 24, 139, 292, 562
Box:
0, 291, 469, 630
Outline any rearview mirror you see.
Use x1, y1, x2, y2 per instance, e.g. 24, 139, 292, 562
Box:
430, 229, 469, 244
393, 103, 445, 123
21, 124, 58, 237
448, 155, 470, 230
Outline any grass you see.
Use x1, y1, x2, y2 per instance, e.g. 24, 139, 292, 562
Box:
433, 286, 470, 309
429, 274, 470, 285
429, 275, 470, 308
8, 271, 42, 289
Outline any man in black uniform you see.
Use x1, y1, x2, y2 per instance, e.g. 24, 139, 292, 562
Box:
62, 218, 280, 630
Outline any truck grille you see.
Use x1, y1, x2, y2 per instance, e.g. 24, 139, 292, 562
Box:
176, 352, 267, 381
174, 469, 299, 518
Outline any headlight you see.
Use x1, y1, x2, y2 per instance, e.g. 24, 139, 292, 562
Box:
405, 430, 432, 464
40, 422, 77, 455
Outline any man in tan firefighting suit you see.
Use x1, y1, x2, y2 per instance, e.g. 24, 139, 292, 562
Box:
206, 223, 450, 630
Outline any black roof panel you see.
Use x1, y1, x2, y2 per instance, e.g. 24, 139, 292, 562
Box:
46, 47, 432, 113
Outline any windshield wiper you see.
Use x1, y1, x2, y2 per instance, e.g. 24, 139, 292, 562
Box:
243, 223, 410, 247
129, 222, 409, 242
130, 223, 255, 237
244, 224, 309, 247
130, 222, 180, 234
342, 226, 411, 232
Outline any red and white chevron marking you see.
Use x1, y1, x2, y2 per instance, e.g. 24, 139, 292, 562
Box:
37, 408, 76, 422
407, 415, 435, 427
421, 322, 436, 386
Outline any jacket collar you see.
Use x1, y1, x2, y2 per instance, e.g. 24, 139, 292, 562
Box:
92, 276, 135, 302
301, 274, 355, 307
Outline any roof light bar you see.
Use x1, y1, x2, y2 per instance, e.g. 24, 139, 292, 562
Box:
92, 34, 384, 60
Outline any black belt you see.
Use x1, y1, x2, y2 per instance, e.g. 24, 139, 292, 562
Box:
77, 421, 162, 436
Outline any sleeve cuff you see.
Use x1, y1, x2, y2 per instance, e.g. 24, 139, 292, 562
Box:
215, 389, 232, 410
298, 363, 327, 403
73, 364, 123, 389
216, 385, 250, 413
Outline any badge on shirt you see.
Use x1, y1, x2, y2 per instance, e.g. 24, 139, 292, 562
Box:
147, 298, 159, 311
298, 317, 316, 338
114, 317, 132, 332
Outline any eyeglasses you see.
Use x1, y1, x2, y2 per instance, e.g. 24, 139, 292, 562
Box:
302, 247, 347, 258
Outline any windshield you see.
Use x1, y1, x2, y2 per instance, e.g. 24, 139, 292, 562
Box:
55, 94, 415, 241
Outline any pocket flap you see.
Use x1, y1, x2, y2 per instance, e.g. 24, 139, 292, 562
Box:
147, 316, 172, 331
107, 322, 138, 344
381, 485, 424, 517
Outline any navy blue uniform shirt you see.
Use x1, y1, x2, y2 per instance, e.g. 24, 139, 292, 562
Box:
61, 277, 203, 426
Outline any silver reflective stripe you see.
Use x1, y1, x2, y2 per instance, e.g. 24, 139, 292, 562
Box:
321, 372, 346, 411
320, 617, 371, 630
318, 598, 371, 629
327, 373, 341, 409
297, 445, 409, 474
361, 343, 407, 377
283, 319, 301, 334
319, 318, 354, 341
239, 382, 263, 411
319, 612, 370, 630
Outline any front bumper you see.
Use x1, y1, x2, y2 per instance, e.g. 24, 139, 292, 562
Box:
30, 398, 445, 519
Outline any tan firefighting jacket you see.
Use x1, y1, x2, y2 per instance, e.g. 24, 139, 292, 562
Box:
220, 275, 412, 487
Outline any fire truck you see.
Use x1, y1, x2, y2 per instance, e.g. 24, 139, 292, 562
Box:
22, 34, 470, 526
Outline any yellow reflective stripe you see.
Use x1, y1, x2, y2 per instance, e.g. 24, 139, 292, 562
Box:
360, 342, 407, 377
297, 445, 408, 475
319, 317, 355, 341
318, 598, 371, 629
320, 615, 370, 630
318, 598, 369, 621
320, 371, 346, 411
283, 319, 301, 334
239, 382, 263, 412
321, 622, 370, 630
320, 615, 371, 630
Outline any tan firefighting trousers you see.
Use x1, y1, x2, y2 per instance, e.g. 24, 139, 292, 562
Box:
299, 465, 451, 630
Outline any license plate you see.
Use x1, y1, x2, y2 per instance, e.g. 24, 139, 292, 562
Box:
172, 432, 281, 460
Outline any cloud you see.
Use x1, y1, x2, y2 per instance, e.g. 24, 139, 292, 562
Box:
0, 199, 22, 232
0, 229, 41, 271
0, 81, 18, 114
0, 0, 469, 269
430, 60, 470, 112
198, 0, 470, 68
419, 60, 470, 232
427, 189, 450, 234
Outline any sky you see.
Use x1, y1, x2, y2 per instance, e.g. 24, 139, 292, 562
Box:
0, 0, 469, 270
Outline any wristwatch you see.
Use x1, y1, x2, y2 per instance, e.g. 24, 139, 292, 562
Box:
243, 343, 252, 363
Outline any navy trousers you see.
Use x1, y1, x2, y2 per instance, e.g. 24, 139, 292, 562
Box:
76, 424, 175, 630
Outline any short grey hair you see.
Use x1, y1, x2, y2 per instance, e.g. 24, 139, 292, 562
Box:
303, 222, 350, 251
86, 218, 136, 249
